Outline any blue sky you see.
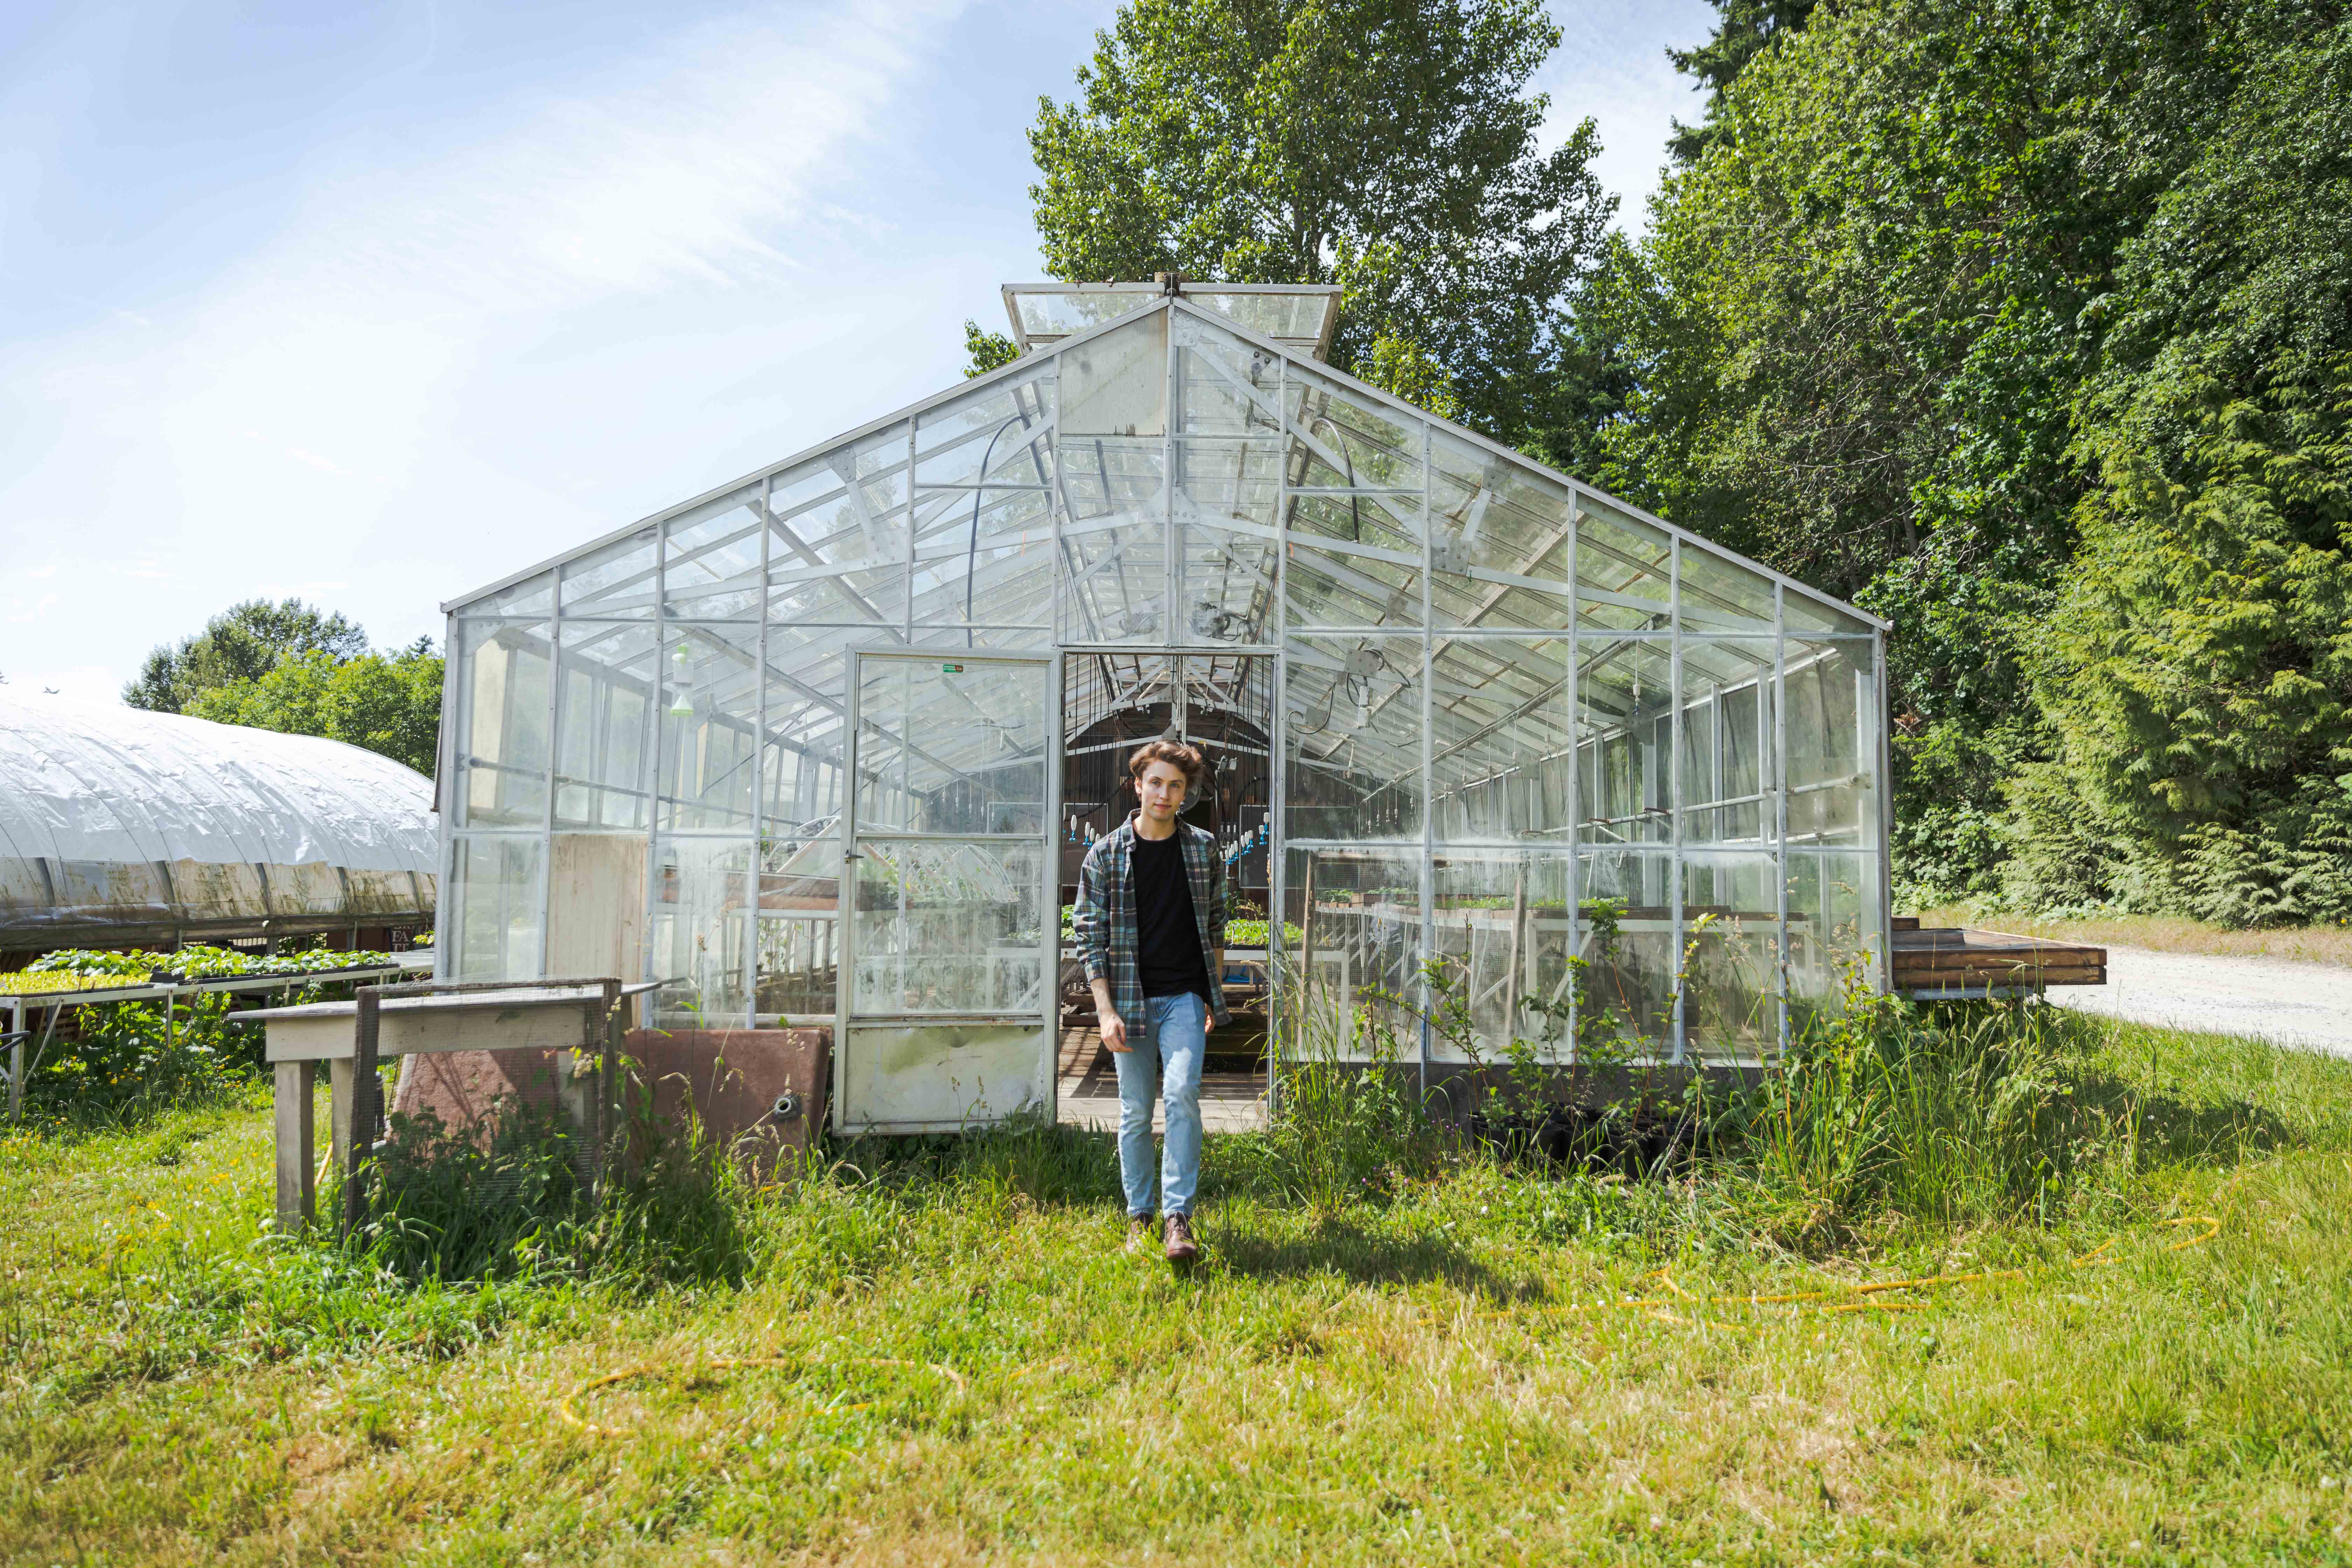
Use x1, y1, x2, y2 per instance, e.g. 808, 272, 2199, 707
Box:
0, 0, 1710, 702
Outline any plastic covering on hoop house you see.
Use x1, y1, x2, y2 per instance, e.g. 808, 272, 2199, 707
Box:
0, 694, 438, 945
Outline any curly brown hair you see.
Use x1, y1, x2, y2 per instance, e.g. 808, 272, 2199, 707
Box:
1127, 739, 1204, 789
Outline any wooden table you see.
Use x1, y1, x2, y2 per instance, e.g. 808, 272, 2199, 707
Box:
240, 978, 651, 1230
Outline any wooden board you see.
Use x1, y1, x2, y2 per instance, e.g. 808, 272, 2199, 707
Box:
1892, 925, 2106, 991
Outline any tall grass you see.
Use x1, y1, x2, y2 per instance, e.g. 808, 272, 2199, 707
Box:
353, 1088, 757, 1289
1252, 952, 2226, 1254
1233, 965, 1443, 1212
1721, 968, 2121, 1246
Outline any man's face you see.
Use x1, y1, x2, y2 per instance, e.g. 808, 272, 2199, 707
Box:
1138, 760, 1189, 823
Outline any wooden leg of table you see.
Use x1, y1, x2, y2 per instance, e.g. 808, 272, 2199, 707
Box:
328, 1058, 355, 1200
273, 1060, 315, 1229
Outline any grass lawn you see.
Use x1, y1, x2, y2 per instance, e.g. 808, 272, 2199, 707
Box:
1909, 905, 2352, 969
7, 1011, 2352, 1565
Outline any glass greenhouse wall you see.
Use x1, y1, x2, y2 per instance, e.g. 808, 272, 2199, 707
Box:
441, 285, 1887, 1118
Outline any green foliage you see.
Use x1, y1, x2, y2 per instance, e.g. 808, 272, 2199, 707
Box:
360, 1094, 755, 1289
962, 319, 1019, 377
1615, 0, 2352, 919
1663, 0, 1818, 166
1246, 968, 1443, 1212
1024, 0, 1615, 447
185, 639, 444, 776
16, 946, 401, 1129
1723, 971, 2112, 1246
122, 597, 366, 714
2018, 13, 2352, 925
123, 597, 441, 777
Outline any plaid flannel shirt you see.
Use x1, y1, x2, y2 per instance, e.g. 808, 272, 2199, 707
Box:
1074, 813, 1230, 1038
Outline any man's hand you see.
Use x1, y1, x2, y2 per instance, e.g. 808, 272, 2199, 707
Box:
1090, 977, 1128, 1051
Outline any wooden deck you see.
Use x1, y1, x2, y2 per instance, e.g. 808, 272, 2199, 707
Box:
1054, 1023, 1269, 1134
1890, 916, 2107, 999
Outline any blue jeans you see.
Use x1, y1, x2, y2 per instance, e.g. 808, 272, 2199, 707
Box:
1113, 991, 1206, 1218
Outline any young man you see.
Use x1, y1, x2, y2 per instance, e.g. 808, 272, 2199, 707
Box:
1072, 740, 1228, 1263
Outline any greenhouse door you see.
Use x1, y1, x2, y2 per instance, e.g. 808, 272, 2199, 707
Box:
834, 650, 1059, 1134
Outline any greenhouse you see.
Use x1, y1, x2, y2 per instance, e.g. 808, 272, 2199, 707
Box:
438, 280, 1888, 1132
0, 694, 437, 955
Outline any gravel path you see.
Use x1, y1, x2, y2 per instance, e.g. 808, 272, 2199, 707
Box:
2045, 944, 2352, 1056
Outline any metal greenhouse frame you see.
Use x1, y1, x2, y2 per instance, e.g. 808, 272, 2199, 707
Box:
438, 281, 1891, 1134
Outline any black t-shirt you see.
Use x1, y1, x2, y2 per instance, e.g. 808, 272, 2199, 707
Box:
1133, 830, 1212, 1003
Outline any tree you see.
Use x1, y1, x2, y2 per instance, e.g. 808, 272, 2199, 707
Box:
1663, 0, 1817, 166
124, 598, 366, 714
964, 320, 1020, 378
2022, 12, 2352, 924
1607, 0, 2352, 916
186, 638, 445, 778
1023, 0, 1616, 456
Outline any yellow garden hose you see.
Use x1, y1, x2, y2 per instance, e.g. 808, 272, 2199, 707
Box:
554, 1355, 968, 1437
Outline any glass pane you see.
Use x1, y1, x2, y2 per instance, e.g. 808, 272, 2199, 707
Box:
1787, 850, 1882, 1016
451, 834, 543, 982
905, 623, 1056, 651
1281, 845, 1424, 1063
1287, 364, 1423, 492
765, 424, 909, 628
1576, 497, 1672, 630
1575, 637, 1670, 845
555, 621, 654, 831
855, 657, 1050, 834
1430, 637, 1572, 843
1785, 639, 1879, 850
760, 654, 848, 833
1058, 435, 1166, 643
911, 484, 1056, 630
1681, 852, 1781, 1060
1428, 435, 1576, 630
467, 569, 553, 619
1010, 286, 1157, 341
1060, 310, 1167, 439
657, 624, 761, 833
1783, 588, 1878, 635
1575, 850, 1674, 1060
1174, 311, 1286, 436
756, 914, 836, 1020
1428, 852, 1576, 1064
663, 484, 765, 620
1177, 437, 1282, 526
1285, 635, 1423, 840
851, 840, 1047, 1015
1678, 639, 1776, 847
912, 369, 1058, 633
1284, 518, 1424, 630
560, 527, 659, 618
453, 621, 551, 829
1679, 540, 1777, 633
649, 837, 750, 1027
1183, 290, 1335, 349
1179, 516, 1277, 646
914, 367, 1057, 488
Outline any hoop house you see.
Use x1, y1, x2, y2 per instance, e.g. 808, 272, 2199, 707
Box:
440, 283, 1889, 1132
0, 694, 436, 953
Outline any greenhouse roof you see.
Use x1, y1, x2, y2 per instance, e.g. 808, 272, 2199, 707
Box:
445, 285, 1885, 638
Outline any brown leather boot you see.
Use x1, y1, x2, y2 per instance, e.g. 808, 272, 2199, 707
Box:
1164, 1212, 1200, 1264
1126, 1214, 1158, 1255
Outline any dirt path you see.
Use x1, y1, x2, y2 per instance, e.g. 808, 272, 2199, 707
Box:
2045, 944, 2352, 1055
